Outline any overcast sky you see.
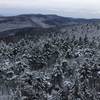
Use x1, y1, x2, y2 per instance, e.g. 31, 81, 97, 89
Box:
0, 0, 100, 18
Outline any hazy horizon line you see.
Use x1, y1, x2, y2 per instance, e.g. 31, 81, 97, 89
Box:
1, 13, 100, 19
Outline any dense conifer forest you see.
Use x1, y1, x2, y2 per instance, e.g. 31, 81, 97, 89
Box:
0, 33, 100, 100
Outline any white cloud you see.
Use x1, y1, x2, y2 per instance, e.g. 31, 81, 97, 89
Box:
0, 0, 100, 18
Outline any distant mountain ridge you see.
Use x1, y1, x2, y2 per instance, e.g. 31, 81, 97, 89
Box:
0, 14, 100, 31
0, 14, 100, 40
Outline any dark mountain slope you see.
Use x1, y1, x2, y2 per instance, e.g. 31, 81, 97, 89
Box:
0, 14, 100, 33
0, 14, 100, 41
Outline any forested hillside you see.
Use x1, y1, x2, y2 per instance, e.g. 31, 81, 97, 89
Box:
1, 14, 100, 39
0, 33, 100, 100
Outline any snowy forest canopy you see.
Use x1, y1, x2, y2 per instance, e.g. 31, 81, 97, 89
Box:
0, 33, 100, 100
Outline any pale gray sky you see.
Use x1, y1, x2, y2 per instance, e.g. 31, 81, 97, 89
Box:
0, 0, 100, 18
